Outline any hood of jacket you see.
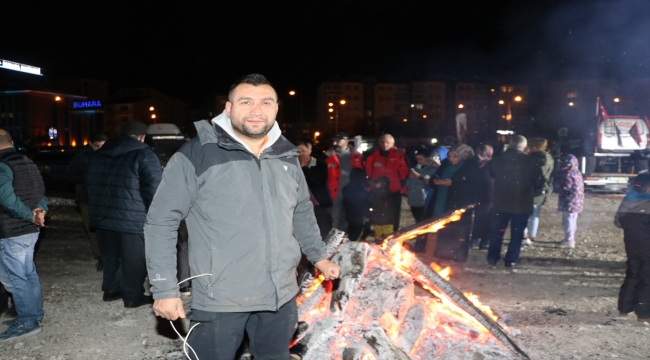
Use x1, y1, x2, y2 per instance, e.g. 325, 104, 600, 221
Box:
97, 136, 150, 157
210, 110, 287, 156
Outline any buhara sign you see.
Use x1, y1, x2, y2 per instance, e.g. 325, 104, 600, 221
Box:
73, 100, 102, 109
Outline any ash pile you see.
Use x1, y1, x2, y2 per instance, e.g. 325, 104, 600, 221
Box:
291, 222, 529, 360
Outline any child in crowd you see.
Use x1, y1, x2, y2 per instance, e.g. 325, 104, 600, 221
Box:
368, 176, 394, 239
556, 154, 584, 248
614, 173, 650, 323
342, 169, 370, 241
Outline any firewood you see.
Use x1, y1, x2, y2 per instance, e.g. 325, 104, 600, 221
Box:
363, 327, 413, 360
407, 256, 530, 360
330, 241, 372, 313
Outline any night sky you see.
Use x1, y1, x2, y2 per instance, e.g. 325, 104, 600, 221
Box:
2, 0, 649, 104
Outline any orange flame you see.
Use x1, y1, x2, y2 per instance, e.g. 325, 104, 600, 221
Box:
430, 262, 452, 281
381, 209, 465, 250
296, 274, 325, 306
379, 312, 401, 341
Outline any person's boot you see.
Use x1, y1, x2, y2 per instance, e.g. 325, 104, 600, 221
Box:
95, 258, 103, 272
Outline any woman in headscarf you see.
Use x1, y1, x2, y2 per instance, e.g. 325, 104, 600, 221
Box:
429, 144, 486, 262
556, 154, 584, 248
470, 144, 494, 250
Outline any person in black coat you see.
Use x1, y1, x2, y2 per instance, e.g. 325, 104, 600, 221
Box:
470, 144, 494, 250
342, 168, 370, 241
297, 141, 333, 240
614, 173, 650, 323
86, 121, 162, 308
429, 144, 488, 263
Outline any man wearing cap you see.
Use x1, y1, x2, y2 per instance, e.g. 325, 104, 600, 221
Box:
86, 121, 162, 308
325, 131, 364, 231
365, 134, 409, 231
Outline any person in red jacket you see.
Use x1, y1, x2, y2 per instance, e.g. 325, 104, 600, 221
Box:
324, 132, 364, 231
365, 134, 409, 231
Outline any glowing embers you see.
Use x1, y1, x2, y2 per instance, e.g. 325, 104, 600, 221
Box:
291, 241, 528, 360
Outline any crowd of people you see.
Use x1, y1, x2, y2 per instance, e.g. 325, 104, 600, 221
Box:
297, 133, 586, 267
0, 73, 646, 356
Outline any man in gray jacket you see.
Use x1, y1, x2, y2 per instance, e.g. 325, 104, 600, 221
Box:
145, 74, 340, 359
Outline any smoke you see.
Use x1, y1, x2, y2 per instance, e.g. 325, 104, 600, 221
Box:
515, 0, 650, 81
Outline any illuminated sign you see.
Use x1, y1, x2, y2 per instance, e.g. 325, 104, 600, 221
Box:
73, 100, 102, 109
0, 59, 42, 76
48, 128, 58, 139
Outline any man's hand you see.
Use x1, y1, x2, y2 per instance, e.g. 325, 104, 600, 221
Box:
408, 169, 421, 179
32, 208, 46, 227
153, 298, 186, 321
315, 259, 341, 280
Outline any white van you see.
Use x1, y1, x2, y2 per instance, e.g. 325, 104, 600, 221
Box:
598, 116, 650, 153
146, 123, 187, 166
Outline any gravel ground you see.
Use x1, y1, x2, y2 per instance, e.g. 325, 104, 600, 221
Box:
0, 192, 647, 360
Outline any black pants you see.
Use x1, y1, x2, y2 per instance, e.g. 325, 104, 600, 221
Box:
177, 220, 190, 285
96, 229, 147, 304
187, 297, 298, 360
618, 257, 650, 318
390, 192, 403, 231
471, 202, 492, 248
433, 215, 472, 262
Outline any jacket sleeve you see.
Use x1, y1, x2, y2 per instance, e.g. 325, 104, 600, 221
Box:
144, 152, 197, 300
0, 163, 36, 222
397, 150, 409, 181
365, 153, 374, 178
138, 149, 163, 210
292, 158, 327, 264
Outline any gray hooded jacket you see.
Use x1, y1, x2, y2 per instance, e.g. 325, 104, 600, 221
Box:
144, 112, 326, 312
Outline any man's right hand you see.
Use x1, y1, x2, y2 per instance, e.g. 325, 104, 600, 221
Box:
32, 209, 46, 227
153, 298, 186, 321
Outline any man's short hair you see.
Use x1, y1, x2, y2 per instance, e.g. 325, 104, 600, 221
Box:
295, 141, 308, 148
509, 135, 527, 151
90, 133, 108, 143
415, 148, 430, 158
0, 129, 12, 146
120, 121, 148, 136
528, 137, 548, 151
228, 74, 274, 102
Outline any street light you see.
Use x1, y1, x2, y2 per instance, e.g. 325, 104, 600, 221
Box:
55, 96, 61, 102
614, 97, 620, 115
289, 90, 296, 96
149, 106, 155, 111
458, 104, 464, 109
568, 102, 574, 106
328, 100, 346, 133
514, 96, 522, 102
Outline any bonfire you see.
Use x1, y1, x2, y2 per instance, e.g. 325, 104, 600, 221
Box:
290, 208, 529, 360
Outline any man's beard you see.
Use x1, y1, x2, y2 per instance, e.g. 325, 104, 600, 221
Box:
232, 117, 273, 139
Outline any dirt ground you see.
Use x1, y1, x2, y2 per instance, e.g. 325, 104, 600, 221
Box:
0, 192, 647, 360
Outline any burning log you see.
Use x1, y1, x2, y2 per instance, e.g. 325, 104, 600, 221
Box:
299, 228, 346, 296
363, 327, 413, 360
329, 241, 372, 314
291, 209, 530, 360
404, 255, 530, 359
382, 205, 475, 249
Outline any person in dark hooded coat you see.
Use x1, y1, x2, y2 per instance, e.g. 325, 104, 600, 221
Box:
430, 144, 487, 262
614, 173, 650, 323
86, 121, 162, 308
342, 168, 370, 241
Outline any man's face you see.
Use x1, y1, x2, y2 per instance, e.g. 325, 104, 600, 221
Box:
416, 154, 428, 166
448, 152, 460, 165
225, 84, 278, 139
379, 136, 394, 152
91, 140, 105, 151
334, 138, 349, 151
297, 144, 311, 160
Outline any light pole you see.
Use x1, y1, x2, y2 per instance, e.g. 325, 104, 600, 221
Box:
288, 90, 303, 122
328, 99, 346, 134
498, 95, 522, 131
614, 97, 620, 115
